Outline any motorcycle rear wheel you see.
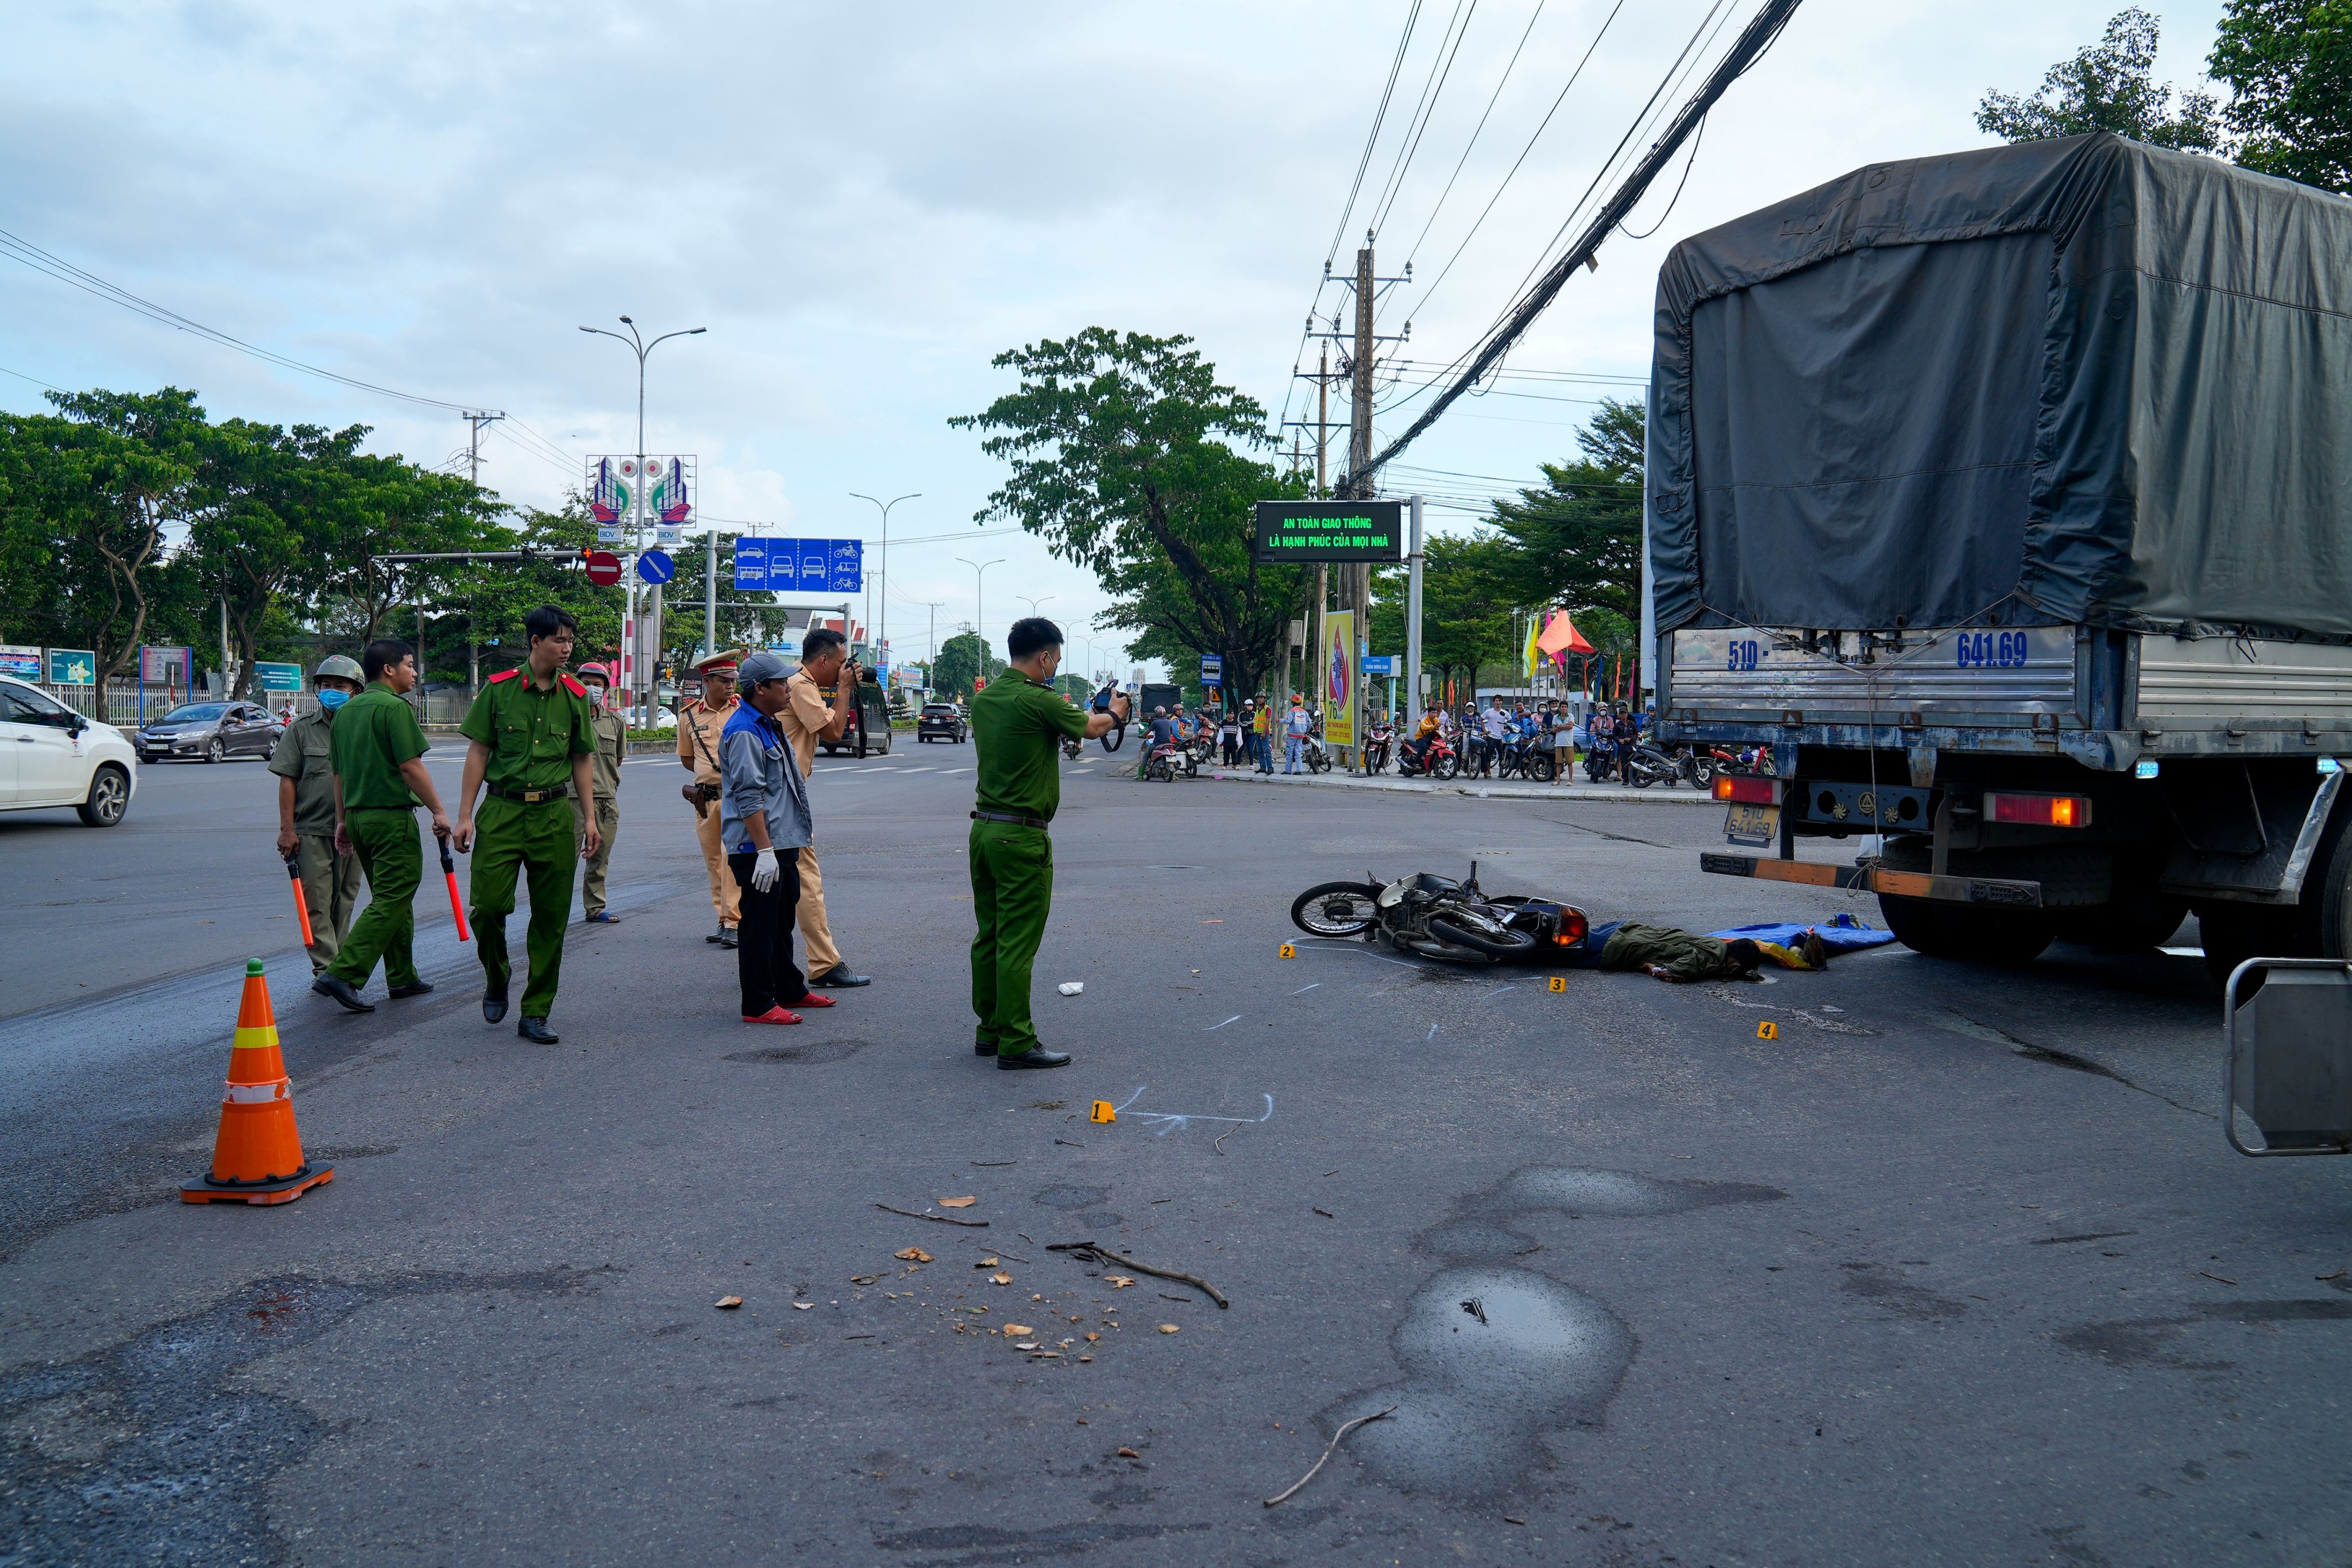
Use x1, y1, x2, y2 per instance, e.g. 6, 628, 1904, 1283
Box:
1289, 881, 1382, 937
1428, 914, 1542, 959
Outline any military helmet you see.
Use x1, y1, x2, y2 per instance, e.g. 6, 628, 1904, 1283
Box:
315, 654, 364, 684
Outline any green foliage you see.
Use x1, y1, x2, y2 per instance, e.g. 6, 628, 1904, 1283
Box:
2211, 0, 2352, 191
1367, 532, 1518, 699
1978, 8, 2224, 150
950, 328, 1308, 701
1485, 396, 1646, 619
932, 631, 1002, 699
451, 506, 623, 682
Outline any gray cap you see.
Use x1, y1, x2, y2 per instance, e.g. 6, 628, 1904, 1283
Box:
739, 651, 791, 686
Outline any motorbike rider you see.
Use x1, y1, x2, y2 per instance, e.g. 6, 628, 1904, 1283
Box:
1404, 706, 1442, 771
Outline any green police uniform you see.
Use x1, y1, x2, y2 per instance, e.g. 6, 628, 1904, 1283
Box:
324, 683, 432, 992
269, 708, 364, 972
968, 673, 1090, 1057
571, 700, 627, 918
461, 667, 595, 1019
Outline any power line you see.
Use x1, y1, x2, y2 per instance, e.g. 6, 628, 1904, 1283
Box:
1619, 113, 1709, 240
1324, 1, 1427, 268
0, 363, 64, 393
1339, 0, 1805, 495
1368, 0, 1481, 241
1401, 0, 1550, 268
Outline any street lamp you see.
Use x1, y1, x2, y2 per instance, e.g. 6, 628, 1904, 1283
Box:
851, 491, 919, 676
955, 557, 1004, 659
580, 315, 705, 724
1014, 593, 1055, 623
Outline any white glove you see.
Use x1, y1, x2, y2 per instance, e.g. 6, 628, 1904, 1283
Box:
752, 847, 780, 892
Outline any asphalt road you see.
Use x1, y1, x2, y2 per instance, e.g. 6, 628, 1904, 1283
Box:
3, 739, 2349, 1566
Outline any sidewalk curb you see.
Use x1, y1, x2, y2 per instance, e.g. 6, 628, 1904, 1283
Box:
1191, 767, 1721, 805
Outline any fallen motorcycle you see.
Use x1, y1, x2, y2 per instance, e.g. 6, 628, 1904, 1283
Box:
1288, 862, 1588, 965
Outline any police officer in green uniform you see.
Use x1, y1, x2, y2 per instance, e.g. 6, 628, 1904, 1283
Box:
967, 617, 1128, 1069
272, 654, 366, 975
313, 639, 453, 1013
453, 605, 599, 1044
571, 660, 627, 924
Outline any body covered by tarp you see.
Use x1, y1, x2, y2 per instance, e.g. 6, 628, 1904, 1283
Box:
1646, 134, 2352, 642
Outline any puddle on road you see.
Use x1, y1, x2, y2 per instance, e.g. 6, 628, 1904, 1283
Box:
1327, 1166, 1784, 1500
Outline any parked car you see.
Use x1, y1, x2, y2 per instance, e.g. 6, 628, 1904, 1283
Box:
917, 702, 967, 743
0, 675, 138, 826
135, 700, 284, 763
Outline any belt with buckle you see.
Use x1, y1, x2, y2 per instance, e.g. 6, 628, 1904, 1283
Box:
971, 809, 1049, 830
488, 785, 571, 804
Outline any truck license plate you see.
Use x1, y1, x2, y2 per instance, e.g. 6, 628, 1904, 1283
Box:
1724, 802, 1779, 847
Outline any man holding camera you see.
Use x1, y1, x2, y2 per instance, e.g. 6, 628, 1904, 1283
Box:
967, 617, 1127, 1069
771, 627, 870, 990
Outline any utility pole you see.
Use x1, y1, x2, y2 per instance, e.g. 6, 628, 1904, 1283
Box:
851, 492, 919, 682
461, 410, 505, 487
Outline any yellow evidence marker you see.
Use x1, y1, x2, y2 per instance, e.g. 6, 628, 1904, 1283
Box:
1089, 1100, 1117, 1123
1279, 943, 1296, 959
1547, 976, 1567, 992
1756, 1020, 1779, 1040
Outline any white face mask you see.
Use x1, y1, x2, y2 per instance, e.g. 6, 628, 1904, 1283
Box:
585, 685, 608, 708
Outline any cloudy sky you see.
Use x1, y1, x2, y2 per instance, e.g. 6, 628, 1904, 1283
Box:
1, 1, 2229, 673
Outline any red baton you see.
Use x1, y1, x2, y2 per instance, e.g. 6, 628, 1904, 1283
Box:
438, 835, 471, 943
283, 851, 315, 947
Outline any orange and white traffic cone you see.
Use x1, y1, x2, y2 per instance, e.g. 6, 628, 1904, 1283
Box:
180, 960, 334, 1205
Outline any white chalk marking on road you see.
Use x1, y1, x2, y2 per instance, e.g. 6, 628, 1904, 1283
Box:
1486, 984, 1518, 998
1426, 1022, 1438, 1041
1111, 1086, 1275, 1137
1205, 1015, 1242, 1032
1290, 983, 1320, 995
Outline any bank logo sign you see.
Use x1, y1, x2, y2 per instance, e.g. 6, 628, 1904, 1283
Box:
1252, 500, 1404, 563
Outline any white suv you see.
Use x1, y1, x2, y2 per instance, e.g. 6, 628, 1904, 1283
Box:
0, 675, 138, 826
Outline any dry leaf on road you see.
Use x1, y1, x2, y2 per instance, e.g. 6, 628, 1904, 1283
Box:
850, 1274, 883, 1285
1085, 1332, 1101, 1341
715, 1296, 744, 1310
1002, 1323, 1034, 1336
1118, 1447, 1141, 1458
992, 1272, 1013, 1285
792, 1303, 813, 1311
977, 1257, 999, 1268
938, 1196, 978, 1209
1158, 1324, 1180, 1334
1106, 1275, 1136, 1288
894, 1247, 932, 1263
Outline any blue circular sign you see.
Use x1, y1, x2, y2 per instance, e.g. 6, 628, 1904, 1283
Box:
636, 549, 676, 585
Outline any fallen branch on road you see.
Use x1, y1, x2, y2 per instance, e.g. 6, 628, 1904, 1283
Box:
1048, 1241, 1227, 1308
1264, 1405, 1396, 1507
876, 1203, 991, 1229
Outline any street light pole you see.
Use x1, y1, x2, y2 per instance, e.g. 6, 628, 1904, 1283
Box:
851, 492, 918, 682
955, 557, 1005, 665
1014, 594, 1054, 621
580, 316, 705, 723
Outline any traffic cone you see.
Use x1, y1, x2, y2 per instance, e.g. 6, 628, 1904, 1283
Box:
180, 960, 334, 1205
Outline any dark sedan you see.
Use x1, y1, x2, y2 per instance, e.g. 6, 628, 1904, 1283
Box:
916, 702, 967, 743
136, 701, 284, 763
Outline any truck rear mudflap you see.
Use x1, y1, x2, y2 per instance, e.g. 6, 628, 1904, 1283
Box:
1700, 851, 2042, 907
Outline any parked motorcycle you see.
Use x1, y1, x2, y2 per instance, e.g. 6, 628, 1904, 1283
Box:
1364, 721, 1395, 774
1288, 862, 1589, 966
1494, 731, 1556, 783
1138, 739, 1196, 782
1395, 731, 1459, 780
1623, 743, 1680, 790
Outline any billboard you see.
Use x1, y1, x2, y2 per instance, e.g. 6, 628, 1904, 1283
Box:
1253, 500, 1404, 563
1321, 610, 1355, 748
732, 537, 863, 593
0, 644, 40, 680
586, 456, 696, 543
140, 646, 193, 686
47, 648, 97, 686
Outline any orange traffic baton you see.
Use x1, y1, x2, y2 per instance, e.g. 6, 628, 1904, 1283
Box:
283, 850, 314, 947
181, 960, 334, 1205
438, 833, 470, 942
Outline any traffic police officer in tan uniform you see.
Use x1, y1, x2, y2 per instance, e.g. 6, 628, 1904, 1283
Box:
271, 654, 366, 975
573, 660, 627, 923
678, 649, 744, 947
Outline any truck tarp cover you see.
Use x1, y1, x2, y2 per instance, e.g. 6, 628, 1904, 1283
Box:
1646, 134, 2352, 641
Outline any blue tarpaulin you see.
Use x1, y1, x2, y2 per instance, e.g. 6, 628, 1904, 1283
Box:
1708, 912, 1897, 953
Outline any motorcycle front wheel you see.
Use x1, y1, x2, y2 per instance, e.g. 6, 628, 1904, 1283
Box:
1289, 882, 1382, 937
1527, 752, 1555, 783
1431, 752, 1459, 781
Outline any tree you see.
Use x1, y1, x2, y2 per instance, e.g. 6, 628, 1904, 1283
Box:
453, 505, 623, 683
950, 329, 1308, 702
1367, 532, 1518, 703
1978, 8, 2224, 150
2211, 0, 2352, 192
932, 631, 1002, 699
1485, 396, 1646, 619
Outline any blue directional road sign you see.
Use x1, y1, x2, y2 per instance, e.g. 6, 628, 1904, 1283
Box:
637, 549, 676, 585
731, 537, 862, 593
1362, 655, 1397, 677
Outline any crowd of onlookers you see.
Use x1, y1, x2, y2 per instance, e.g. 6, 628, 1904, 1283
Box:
1125, 689, 1656, 782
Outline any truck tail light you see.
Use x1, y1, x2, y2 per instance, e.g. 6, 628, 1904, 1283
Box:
1984, 791, 2091, 828
1714, 774, 1778, 805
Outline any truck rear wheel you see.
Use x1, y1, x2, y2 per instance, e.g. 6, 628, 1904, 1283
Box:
1877, 894, 2053, 965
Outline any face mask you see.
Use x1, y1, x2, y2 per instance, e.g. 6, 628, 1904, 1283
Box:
585, 686, 607, 708
318, 689, 351, 710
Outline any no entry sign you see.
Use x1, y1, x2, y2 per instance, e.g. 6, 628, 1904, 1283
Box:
584, 551, 622, 587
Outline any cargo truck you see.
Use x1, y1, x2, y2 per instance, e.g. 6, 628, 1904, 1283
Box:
1647, 134, 2352, 979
